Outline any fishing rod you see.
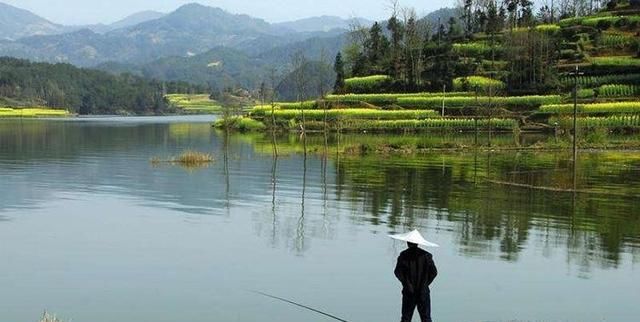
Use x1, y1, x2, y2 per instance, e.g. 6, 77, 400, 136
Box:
251, 290, 351, 322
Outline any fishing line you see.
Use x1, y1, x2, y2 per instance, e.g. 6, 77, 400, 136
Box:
251, 290, 350, 322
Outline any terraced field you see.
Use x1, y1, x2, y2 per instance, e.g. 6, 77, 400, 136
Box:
233, 7, 640, 134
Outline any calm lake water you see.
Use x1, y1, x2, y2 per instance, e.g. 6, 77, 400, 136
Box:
1, 116, 639, 322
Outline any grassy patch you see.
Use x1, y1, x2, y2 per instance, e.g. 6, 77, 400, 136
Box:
0, 107, 71, 118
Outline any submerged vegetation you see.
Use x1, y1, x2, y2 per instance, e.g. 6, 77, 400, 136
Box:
151, 150, 214, 168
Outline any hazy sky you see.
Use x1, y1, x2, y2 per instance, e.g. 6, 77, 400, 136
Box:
3, 0, 453, 25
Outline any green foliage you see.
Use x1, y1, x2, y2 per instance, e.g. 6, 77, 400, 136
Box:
597, 84, 640, 97
397, 95, 562, 109
577, 88, 596, 99
562, 73, 640, 87
591, 56, 640, 66
535, 24, 561, 34
453, 76, 506, 92
599, 34, 635, 48
550, 115, 640, 128
344, 75, 393, 93
268, 101, 318, 110
452, 42, 498, 57
540, 102, 640, 114
251, 107, 439, 121
562, 16, 640, 29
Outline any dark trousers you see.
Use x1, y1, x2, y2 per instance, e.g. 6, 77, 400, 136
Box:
401, 289, 431, 322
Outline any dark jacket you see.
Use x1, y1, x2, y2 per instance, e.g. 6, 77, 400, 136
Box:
394, 247, 438, 294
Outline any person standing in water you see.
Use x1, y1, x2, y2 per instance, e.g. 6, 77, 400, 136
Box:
390, 230, 439, 322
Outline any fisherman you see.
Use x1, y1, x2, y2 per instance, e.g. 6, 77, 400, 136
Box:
390, 230, 439, 322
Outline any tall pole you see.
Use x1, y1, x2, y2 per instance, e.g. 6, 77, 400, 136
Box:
442, 84, 446, 117
573, 65, 578, 163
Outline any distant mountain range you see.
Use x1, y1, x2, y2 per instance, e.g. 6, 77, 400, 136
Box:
0, 1, 456, 91
274, 15, 373, 33
0, 2, 66, 40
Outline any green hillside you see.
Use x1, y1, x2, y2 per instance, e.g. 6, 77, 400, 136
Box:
235, 1, 640, 136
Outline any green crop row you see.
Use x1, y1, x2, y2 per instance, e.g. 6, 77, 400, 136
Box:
549, 115, 640, 128
535, 24, 561, 34
591, 56, 640, 67
251, 108, 439, 121
452, 42, 498, 57
561, 16, 640, 28
325, 92, 474, 105
273, 101, 318, 110
599, 34, 635, 48
344, 75, 392, 93
539, 102, 640, 114
561, 73, 640, 87
598, 84, 640, 97
397, 95, 562, 109
453, 76, 506, 92
332, 118, 518, 131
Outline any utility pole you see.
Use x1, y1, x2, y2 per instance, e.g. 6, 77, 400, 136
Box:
442, 84, 446, 117
569, 65, 584, 162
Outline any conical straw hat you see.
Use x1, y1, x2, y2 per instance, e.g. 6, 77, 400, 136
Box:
389, 229, 439, 247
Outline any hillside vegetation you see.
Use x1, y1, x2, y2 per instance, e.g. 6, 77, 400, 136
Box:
236, 0, 640, 135
0, 57, 204, 115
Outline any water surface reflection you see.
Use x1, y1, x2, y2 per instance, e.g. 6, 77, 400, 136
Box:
1, 117, 639, 322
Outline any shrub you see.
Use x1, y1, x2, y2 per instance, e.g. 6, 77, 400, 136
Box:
344, 75, 392, 94
453, 76, 506, 92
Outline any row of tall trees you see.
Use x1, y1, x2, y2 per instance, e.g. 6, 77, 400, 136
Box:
333, 0, 605, 93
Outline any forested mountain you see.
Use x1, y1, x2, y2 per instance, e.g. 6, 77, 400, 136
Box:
0, 2, 66, 40
0, 57, 204, 114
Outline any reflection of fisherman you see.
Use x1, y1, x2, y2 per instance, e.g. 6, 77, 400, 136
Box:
390, 230, 439, 322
